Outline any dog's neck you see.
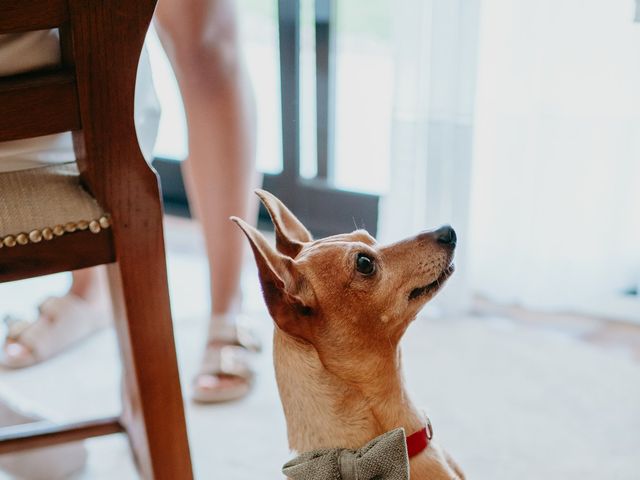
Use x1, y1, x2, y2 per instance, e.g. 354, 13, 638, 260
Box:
273, 328, 425, 453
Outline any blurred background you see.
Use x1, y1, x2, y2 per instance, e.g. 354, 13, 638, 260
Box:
149, 0, 640, 321
1, 0, 639, 478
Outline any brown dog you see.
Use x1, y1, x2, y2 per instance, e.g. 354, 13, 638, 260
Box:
232, 190, 464, 479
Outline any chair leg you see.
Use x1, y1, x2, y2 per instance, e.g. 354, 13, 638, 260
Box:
107, 223, 192, 479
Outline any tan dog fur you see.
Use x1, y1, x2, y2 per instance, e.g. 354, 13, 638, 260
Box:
232, 190, 464, 479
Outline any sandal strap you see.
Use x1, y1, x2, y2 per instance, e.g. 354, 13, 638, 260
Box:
38, 295, 86, 318
3, 315, 31, 341
3, 295, 109, 361
4, 296, 81, 341
199, 344, 254, 380
207, 323, 262, 353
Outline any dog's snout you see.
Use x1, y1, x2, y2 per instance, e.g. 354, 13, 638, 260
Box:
435, 225, 456, 247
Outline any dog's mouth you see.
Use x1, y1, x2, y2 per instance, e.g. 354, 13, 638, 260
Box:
408, 263, 455, 301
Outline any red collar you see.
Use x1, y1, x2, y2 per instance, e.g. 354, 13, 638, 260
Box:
406, 417, 433, 458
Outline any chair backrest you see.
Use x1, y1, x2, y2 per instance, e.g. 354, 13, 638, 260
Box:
0, 0, 157, 214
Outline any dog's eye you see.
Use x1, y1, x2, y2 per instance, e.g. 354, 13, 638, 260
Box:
356, 253, 375, 275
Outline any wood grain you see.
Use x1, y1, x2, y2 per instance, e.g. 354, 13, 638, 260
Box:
0, 417, 123, 454
0, 0, 68, 34
0, 70, 80, 142
0, 229, 114, 283
0, 0, 194, 477
67, 0, 194, 477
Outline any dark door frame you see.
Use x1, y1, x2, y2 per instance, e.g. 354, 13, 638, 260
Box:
154, 0, 379, 238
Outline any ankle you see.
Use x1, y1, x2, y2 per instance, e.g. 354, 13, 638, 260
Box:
210, 293, 242, 329
207, 313, 238, 342
68, 268, 106, 304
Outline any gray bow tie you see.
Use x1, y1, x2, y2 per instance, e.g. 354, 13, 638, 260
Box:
282, 428, 409, 480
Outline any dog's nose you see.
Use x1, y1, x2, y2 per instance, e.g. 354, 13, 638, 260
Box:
435, 225, 456, 247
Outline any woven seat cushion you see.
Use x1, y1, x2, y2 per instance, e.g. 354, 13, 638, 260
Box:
0, 162, 109, 247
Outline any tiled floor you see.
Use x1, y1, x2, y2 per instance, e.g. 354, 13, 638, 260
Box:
0, 217, 638, 479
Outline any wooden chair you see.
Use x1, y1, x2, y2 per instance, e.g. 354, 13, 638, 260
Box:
0, 0, 193, 478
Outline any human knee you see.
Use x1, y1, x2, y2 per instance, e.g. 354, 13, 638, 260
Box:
156, 4, 242, 82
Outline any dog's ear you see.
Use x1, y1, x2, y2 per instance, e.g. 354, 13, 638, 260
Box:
255, 189, 313, 258
231, 216, 316, 340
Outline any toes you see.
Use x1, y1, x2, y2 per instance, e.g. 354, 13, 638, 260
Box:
195, 374, 243, 392
3, 342, 35, 368
195, 374, 219, 391
192, 372, 251, 403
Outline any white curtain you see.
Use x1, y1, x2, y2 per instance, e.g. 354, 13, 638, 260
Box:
470, 0, 640, 319
380, 0, 481, 315
382, 0, 640, 320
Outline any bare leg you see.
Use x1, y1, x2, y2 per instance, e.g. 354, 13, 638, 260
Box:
155, 0, 258, 401
3, 0, 257, 387
68, 267, 99, 299
155, 0, 256, 317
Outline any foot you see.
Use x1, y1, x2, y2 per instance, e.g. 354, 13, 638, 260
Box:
191, 321, 261, 404
1, 294, 110, 368
0, 395, 88, 479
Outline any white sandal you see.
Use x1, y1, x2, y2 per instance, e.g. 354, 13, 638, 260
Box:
191, 322, 262, 404
1, 294, 110, 368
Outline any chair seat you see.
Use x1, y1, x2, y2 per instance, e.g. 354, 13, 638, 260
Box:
0, 162, 110, 248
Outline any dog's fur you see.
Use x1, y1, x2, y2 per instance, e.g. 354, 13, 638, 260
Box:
232, 190, 464, 479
